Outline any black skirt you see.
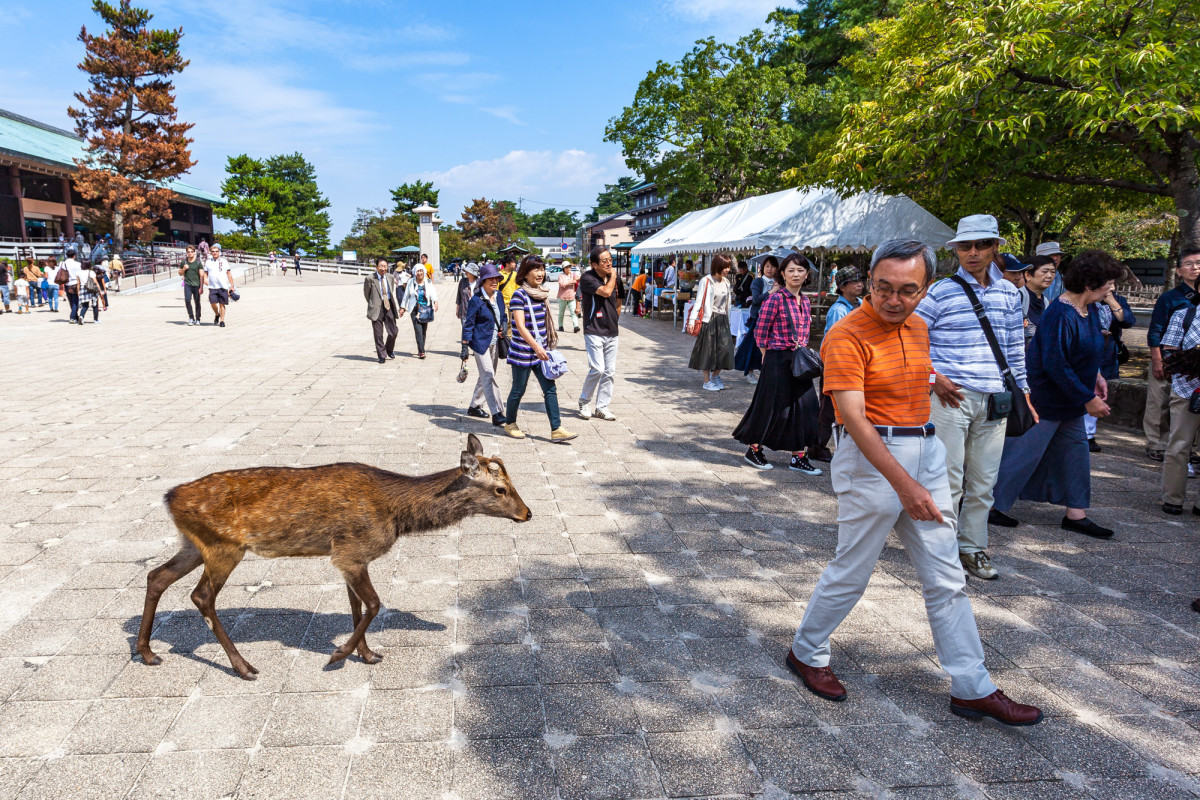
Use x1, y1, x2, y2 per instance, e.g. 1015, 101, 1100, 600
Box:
734, 315, 763, 374
688, 313, 735, 371
732, 349, 819, 452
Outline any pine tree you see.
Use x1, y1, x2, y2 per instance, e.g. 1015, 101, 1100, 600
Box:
68, 0, 194, 248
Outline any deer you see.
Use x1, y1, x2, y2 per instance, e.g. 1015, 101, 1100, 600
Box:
135, 433, 529, 680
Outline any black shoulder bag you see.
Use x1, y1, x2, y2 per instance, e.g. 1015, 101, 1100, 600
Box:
949, 276, 1036, 437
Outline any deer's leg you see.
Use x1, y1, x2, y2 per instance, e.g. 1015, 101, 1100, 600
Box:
190, 544, 254, 679
330, 565, 382, 665
137, 541, 204, 666
344, 586, 380, 663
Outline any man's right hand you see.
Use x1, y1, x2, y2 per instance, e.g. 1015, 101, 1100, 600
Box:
932, 373, 965, 408
897, 478, 945, 523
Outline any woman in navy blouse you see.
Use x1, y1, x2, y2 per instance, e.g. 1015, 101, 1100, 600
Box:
990, 250, 1126, 540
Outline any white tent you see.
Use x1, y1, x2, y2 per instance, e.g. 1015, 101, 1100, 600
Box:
631, 186, 955, 256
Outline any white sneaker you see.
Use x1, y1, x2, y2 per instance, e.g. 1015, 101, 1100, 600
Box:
593, 408, 618, 421
714, 377, 726, 390
579, 401, 593, 419
746, 373, 759, 385
702, 381, 720, 391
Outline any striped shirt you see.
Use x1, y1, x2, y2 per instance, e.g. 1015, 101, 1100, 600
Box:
507, 289, 549, 367
754, 290, 810, 351
915, 265, 1027, 394
822, 302, 933, 427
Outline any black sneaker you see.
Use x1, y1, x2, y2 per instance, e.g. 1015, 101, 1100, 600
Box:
1087, 438, 1101, 453
988, 509, 1020, 528
744, 446, 772, 470
789, 454, 823, 475
219, 321, 225, 328
1061, 516, 1113, 540
466, 406, 489, 419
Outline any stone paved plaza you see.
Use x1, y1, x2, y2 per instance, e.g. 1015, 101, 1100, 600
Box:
0, 272, 1198, 800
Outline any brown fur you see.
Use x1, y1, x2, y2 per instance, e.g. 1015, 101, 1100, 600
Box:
136, 433, 528, 679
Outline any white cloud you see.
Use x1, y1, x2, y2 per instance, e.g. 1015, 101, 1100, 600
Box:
481, 106, 525, 126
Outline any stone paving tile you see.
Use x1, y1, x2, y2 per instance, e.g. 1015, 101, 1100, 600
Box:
0, 277, 1197, 798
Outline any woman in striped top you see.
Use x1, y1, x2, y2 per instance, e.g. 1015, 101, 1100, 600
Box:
733, 253, 822, 474
504, 255, 577, 442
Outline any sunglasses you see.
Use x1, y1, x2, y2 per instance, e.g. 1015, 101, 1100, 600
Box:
953, 239, 997, 253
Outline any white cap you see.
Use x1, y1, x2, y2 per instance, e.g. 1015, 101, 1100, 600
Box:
1035, 241, 1062, 256
947, 214, 1006, 247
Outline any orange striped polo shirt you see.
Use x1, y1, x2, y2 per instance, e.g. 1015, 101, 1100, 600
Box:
820, 301, 933, 426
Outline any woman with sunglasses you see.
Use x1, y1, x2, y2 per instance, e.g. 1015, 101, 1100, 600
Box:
733, 253, 822, 474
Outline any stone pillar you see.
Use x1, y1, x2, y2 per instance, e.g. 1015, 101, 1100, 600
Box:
415, 203, 441, 279
9, 166, 27, 242
61, 176, 75, 238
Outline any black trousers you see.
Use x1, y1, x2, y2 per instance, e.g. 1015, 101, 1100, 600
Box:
184, 284, 201, 320
817, 389, 837, 449
412, 316, 428, 354
373, 307, 398, 359
294, 261, 302, 275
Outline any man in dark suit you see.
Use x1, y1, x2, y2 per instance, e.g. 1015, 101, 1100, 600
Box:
365, 256, 399, 363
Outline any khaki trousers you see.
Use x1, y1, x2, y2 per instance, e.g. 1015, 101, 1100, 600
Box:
930, 389, 1007, 556
1161, 393, 1200, 507
1143, 367, 1172, 451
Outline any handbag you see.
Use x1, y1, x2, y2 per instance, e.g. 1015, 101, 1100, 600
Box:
686, 278, 709, 336
55, 266, 69, 285
85, 275, 100, 294
790, 346, 823, 381
415, 287, 434, 323
950, 276, 1036, 437
523, 294, 569, 380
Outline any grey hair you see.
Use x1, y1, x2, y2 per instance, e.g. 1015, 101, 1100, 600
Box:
869, 239, 936, 284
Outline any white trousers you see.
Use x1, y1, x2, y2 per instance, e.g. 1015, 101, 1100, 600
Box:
470, 343, 504, 416
792, 431, 997, 701
581, 334, 619, 411
929, 389, 1006, 555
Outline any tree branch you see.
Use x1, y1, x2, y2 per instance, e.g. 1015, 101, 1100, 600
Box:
1007, 67, 1080, 91
1021, 170, 1170, 195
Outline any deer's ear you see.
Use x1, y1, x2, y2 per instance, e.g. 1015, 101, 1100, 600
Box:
466, 433, 484, 457
461, 450, 482, 478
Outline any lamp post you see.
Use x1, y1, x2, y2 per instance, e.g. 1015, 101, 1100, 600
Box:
559, 226, 565, 257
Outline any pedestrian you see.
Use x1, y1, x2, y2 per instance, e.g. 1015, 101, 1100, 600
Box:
268, 250, 277, 276
811, 268, 865, 463
13, 272, 30, 314
734, 257, 778, 385
461, 262, 509, 426
0, 258, 11, 313
730, 258, 754, 309
1144, 248, 1200, 462
109, 251, 123, 291
1036, 241, 1066, 301
420, 253, 432, 281
1018, 256, 1057, 345
179, 245, 204, 325
202, 244, 234, 327
999, 254, 1028, 290
557, 262, 581, 331
503, 255, 577, 442
733, 252, 823, 475
1085, 286, 1134, 452
456, 262, 479, 320
22, 259, 43, 308
399, 264, 438, 359
686, 253, 736, 391
40, 259, 57, 311
578, 246, 626, 422
630, 268, 648, 317
293, 253, 302, 276
394, 261, 412, 295
78, 263, 103, 323
990, 250, 1124, 539
498, 254, 520, 307
96, 256, 110, 311
198, 239, 210, 262
364, 256, 400, 364
62, 249, 84, 324
787, 238, 1042, 727
917, 214, 1029, 581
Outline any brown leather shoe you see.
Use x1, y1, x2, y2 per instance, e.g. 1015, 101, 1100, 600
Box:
951, 689, 1043, 726
786, 650, 847, 701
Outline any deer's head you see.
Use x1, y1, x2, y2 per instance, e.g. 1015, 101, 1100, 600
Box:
460, 433, 531, 522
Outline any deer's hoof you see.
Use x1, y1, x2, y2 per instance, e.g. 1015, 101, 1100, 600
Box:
233, 660, 259, 680
328, 648, 350, 666
140, 652, 162, 666
360, 650, 384, 665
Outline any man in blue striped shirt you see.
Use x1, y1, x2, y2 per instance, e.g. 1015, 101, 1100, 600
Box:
916, 215, 1032, 582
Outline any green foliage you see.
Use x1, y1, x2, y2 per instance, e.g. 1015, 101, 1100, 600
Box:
820, 0, 1200, 248
390, 180, 440, 222
527, 208, 581, 237
605, 33, 819, 217
1063, 203, 1176, 261
586, 178, 640, 223
220, 152, 332, 256
214, 230, 269, 253
339, 208, 418, 262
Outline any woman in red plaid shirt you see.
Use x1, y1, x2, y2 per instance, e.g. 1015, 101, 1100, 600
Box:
733, 253, 823, 474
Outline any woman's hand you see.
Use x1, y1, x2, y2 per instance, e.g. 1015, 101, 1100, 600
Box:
1085, 396, 1111, 418
533, 344, 549, 361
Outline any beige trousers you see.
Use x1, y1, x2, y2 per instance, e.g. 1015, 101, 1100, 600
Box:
1161, 393, 1200, 507
930, 389, 1007, 555
1143, 367, 1173, 451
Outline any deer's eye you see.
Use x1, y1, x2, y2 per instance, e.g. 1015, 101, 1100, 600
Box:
495, 487, 507, 496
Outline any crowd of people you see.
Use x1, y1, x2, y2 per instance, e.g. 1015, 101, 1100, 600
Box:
0, 247, 122, 323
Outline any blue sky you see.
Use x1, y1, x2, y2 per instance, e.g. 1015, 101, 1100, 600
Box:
0, 0, 784, 240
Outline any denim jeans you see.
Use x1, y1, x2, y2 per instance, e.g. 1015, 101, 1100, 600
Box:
507, 364, 561, 431
45, 285, 59, 311
67, 289, 80, 321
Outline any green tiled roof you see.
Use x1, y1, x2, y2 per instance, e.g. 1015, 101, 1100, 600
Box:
0, 108, 223, 206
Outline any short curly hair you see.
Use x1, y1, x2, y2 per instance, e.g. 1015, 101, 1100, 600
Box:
1061, 249, 1125, 293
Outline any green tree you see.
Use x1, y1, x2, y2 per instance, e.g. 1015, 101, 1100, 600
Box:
606, 33, 818, 216
584, 178, 639, 223
339, 208, 418, 260
820, 0, 1200, 249
261, 152, 332, 256
220, 154, 275, 235
390, 180, 440, 222
527, 208, 581, 237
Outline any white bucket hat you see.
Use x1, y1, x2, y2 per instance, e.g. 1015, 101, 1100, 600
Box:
464, 261, 480, 277
1035, 241, 1062, 257
947, 214, 1006, 247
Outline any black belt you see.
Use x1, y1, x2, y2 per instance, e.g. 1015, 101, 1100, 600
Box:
837, 423, 936, 438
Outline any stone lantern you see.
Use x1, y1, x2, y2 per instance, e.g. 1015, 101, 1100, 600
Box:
414, 203, 442, 279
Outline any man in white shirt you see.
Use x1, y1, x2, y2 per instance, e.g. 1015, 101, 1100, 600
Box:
63, 249, 85, 324
202, 243, 235, 327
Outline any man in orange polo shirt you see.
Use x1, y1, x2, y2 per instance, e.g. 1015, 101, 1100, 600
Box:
787, 239, 1042, 727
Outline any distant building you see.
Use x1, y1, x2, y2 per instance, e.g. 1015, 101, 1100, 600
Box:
583, 211, 633, 252
627, 181, 668, 241
530, 236, 579, 260
0, 108, 222, 244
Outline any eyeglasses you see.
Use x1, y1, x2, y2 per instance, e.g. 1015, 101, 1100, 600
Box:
953, 239, 997, 253
870, 281, 925, 301
1181, 260, 1200, 270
